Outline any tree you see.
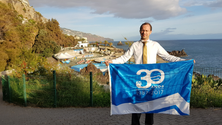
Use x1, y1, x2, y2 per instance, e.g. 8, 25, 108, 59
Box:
109, 42, 113, 47
104, 40, 109, 46
12, 49, 47, 76
32, 29, 61, 57
0, 50, 9, 71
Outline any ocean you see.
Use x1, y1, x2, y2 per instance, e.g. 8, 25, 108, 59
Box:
110, 39, 222, 77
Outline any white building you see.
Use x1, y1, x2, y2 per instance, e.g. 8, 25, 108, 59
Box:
75, 41, 89, 48
82, 37, 88, 42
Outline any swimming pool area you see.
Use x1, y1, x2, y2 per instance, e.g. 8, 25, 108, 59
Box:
71, 63, 108, 72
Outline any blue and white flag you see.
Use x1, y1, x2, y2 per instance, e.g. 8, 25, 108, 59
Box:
109, 60, 194, 116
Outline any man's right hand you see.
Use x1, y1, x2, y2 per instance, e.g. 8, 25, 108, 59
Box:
105, 60, 112, 66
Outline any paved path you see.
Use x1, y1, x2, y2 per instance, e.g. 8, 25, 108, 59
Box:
1, 89, 222, 125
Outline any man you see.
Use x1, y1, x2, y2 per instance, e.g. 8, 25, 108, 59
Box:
105, 22, 194, 125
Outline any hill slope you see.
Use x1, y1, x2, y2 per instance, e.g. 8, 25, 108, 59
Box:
61, 28, 114, 42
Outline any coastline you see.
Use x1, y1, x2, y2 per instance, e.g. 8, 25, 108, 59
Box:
51, 45, 168, 70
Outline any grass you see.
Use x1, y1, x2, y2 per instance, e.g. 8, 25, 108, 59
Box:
2, 71, 222, 108
3, 71, 110, 107
190, 74, 222, 108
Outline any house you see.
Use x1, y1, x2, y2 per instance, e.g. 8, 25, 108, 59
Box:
75, 41, 89, 48
75, 37, 89, 48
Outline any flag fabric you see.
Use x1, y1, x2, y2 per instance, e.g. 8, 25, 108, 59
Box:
109, 60, 194, 116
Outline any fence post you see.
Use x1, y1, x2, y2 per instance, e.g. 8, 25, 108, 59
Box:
90, 72, 93, 107
8, 76, 11, 103
1, 76, 5, 101
53, 70, 57, 107
23, 74, 27, 107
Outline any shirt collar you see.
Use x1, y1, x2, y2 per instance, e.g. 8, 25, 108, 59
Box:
140, 39, 151, 42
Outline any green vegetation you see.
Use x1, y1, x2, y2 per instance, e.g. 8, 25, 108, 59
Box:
104, 40, 109, 46
2, 69, 222, 108
1, 1, 222, 109
23, 8, 26, 12
124, 37, 134, 47
125, 41, 133, 47
191, 74, 222, 108
36, 11, 42, 17
2, 69, 110, 107
0, 2, 78, 72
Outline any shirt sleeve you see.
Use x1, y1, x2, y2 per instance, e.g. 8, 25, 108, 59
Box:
112, 43, 135, 64
157, 43, 185, 62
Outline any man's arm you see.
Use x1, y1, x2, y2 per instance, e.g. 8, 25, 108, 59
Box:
106, 42, 136, 65
157, 43, 196, 63
157, 43, 185, 62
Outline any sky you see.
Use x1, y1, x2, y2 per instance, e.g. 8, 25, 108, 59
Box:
29, 0, 222, 41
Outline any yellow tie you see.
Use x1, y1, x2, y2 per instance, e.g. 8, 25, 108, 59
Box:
143, 42, 147, 64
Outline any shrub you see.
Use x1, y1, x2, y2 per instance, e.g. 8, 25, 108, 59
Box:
191, 74, 222, 108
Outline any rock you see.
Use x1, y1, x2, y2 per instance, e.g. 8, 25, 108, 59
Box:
80, 62, 102, 75
193, 72, 201, 77
208, 74, 220, 81
117, 41, 124, 46
79, 62, 109, 84
0, 0, 48, 23
168, 49, 187, 57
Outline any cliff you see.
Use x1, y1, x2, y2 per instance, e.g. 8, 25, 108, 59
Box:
0, 0, 113, 42
61, 28, 114, 42
0, 0, 47, 23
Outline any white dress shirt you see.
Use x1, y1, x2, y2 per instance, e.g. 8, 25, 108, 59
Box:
112, 39, 185, 64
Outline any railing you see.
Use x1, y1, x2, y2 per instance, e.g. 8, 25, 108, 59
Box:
1, 71, 104, 107
1, 67, 222, 108
191, 66, 222, 108
193, 66, 222, 79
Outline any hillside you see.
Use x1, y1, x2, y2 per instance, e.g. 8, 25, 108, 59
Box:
0, 0, 115, 72
0, 0, 78, 71
0, 0, 47, 23
61, 28, 114, 42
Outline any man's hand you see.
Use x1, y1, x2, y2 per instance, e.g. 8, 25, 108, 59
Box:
186, 59, 196, 63
105, 60, 113, 66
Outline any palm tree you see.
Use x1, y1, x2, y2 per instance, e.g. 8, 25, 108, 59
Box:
95, 41, 99, 47
104, 40, 109, 46
128, 41, 133, 47
109, 42, 113, 47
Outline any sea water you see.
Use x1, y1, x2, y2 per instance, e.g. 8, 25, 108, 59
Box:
111, 39, 222, 69
111, 39, 222, 77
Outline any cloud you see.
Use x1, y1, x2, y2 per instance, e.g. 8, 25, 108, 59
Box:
29, 0, 186, 20
159, 28, 177, 34
140, 19, 154, 23
180, 0, 222, 7
180, 0, 206, 6
128, 27, 222, 41
204, 0, 222, 7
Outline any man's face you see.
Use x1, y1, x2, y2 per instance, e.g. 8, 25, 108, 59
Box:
140, 24, 152, 41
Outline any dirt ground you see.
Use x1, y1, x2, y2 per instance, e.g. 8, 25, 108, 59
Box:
47, 57, 58, 65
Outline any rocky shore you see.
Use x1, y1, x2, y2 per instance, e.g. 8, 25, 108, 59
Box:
167, 49, 187, 57
117, 41, 124, 46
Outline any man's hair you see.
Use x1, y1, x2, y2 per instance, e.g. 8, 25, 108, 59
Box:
140, 22, 152, 31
